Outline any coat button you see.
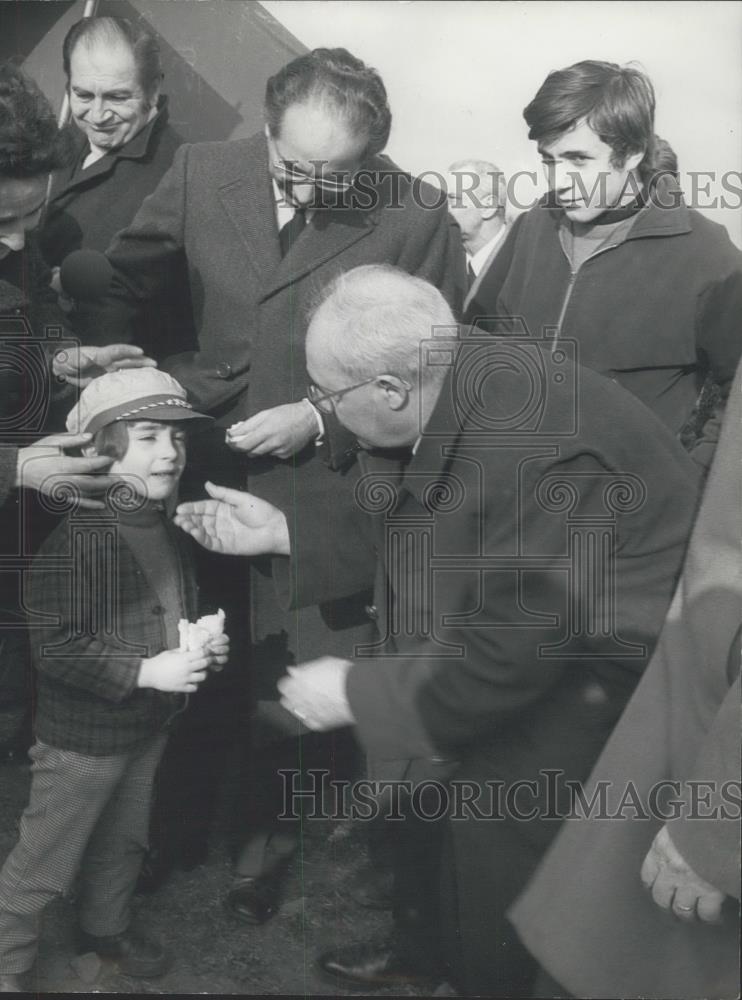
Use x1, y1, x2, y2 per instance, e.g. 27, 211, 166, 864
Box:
215, 361, 233, 379
364, 604, 379, 620
151, 604, 164, 615
582, 681, 608, 705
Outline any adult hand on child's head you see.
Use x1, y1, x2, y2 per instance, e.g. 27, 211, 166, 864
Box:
175, 482, 290, 557
15, 433, 116, 509
53, 344, 157, 388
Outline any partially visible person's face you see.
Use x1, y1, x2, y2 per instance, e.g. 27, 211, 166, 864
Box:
0, 175, 47, 261
446, 174, 487, 242
69, 39, 156, 153
538, 118, 643, 223
109, 420, 186, 501
267, 101, 369, 209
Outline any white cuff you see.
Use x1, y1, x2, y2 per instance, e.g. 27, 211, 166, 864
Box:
303, 397, 325, 445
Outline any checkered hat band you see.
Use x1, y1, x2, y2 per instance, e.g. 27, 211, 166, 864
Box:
85, 395, 193, 435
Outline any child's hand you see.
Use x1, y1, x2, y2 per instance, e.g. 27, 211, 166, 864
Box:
205, 633, 230, 672
138, 649, 209, 693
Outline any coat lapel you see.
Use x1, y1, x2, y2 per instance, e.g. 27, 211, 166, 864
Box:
49, 100, 171, 200
464, 227, 509, 312
215, 134, 282, 287
216, 177, 282, 287
260, 206, 375, 300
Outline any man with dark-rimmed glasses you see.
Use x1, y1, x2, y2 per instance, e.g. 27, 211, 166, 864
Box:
81, 46, 463, 923
307, 374, 413, 414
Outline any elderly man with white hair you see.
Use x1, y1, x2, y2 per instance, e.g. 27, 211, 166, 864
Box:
175, 263, 699, 995
445, 158, 509, 313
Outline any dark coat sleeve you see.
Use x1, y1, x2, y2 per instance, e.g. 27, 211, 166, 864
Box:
345, 451, 646, 763
27, 241, 67, 338
72, 144, 190, 350
403, 178, 464, 315
691, 265, 742, 467
273, 457, 377, 608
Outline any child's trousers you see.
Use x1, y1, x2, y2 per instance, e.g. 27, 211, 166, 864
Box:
0, 734, 166, 974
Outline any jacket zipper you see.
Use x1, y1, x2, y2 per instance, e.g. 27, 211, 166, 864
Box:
552, 242, 621, 349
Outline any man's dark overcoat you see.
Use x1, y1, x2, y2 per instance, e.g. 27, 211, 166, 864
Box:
40, 98, 191, 362
283, 336, 701, 992
78, 129, 462, 678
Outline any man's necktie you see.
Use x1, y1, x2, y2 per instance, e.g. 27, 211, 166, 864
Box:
467, 260, 477, 288
279, 208, 307, 257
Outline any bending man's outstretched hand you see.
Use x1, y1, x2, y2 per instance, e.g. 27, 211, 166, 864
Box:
174, 481, 290, 557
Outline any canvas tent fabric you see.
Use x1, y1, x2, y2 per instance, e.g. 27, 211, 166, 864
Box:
2, 0, 306, 144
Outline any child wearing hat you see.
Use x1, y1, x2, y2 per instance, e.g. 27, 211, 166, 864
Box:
0, 370, 229, 989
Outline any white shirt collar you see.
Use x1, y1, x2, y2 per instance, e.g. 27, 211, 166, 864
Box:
467, 225, 507, 276
272, 179, 314, 227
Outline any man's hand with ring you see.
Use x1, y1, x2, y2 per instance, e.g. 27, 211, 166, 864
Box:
277, 657, 355, 731
640, 824, 726, 924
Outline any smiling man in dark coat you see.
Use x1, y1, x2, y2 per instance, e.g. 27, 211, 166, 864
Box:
39, 16, 189, 361
174, 264, 700, 996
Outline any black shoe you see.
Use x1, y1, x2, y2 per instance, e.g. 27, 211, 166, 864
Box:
317, 941, 441, 991
225, 873, 284, 925
0, 973, 25, 992
76, 928, 171, 978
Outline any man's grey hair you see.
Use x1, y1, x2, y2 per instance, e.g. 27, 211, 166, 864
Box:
448, 158, 507, 212
309, 265, 455, 384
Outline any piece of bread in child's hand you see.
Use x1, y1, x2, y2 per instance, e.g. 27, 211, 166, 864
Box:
178, 608, 226, 652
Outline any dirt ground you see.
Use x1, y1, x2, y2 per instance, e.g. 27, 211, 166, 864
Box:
0, 754, 430, 996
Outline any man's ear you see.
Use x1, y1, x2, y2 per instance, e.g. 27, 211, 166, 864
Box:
625, 149, 645, 173
378, 376, 410, 411
150, 75, 163, 109
480, 194, 499, 220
